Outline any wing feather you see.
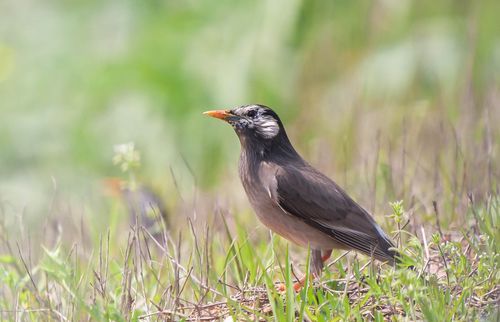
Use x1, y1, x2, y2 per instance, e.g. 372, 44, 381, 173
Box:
269, 163, 396, 262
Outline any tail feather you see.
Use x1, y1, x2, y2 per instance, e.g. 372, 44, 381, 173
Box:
372, 234, 399, 265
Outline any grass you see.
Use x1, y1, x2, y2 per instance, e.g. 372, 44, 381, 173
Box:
1, 106, 499, 321
0, 188, 498, 320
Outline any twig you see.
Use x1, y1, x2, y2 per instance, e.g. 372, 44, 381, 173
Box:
432, 201, 444, 238
420, 226, 430, 260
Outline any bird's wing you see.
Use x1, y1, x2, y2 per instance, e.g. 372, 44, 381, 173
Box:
260, 162, 396, 261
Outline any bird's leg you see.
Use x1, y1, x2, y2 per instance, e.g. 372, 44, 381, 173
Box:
291, 249, 333, 291
321, 249, 332, 262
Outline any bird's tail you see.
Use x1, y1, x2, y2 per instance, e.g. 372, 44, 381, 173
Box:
373, 233, 400, 265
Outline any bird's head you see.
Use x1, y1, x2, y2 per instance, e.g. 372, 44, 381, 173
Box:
203, 104, 284, 141
204, 104, 301, 160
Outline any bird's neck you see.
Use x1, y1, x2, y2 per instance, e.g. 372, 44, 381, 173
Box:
239, 133, 303, 167
238, 133, 304, 196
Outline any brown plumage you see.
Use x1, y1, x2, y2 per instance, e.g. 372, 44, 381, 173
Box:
204, 104, 397, 280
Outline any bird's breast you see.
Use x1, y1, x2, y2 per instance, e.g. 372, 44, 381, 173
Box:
238, 154, 339, 249
238, 152, 274, 215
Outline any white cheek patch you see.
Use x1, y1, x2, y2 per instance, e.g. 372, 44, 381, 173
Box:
255, 117, 279, 139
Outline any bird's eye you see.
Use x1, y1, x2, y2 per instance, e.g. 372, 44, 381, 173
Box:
247, 110, 257, 118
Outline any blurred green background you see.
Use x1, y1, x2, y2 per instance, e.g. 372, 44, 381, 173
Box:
0, 0, 498, 234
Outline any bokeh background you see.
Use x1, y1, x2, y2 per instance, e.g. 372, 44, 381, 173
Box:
0, 0, 499, 245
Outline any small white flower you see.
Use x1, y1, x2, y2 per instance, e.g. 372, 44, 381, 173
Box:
113, 142, 141, 172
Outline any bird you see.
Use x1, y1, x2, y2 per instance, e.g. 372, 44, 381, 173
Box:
103, 178, 169, 246
204, 104, 398, 289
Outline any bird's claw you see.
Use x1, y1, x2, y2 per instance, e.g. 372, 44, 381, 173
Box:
274, 280, 305, 293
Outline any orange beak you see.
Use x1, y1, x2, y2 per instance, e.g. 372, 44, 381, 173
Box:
203, 109, 231, 121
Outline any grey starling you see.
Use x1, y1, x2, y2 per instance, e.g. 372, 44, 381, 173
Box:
104, 178, 168, 245
204, 104, 397, 287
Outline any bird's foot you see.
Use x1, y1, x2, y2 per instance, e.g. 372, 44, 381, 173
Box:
275, 282, 286, 293
275, 277, 307, 293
